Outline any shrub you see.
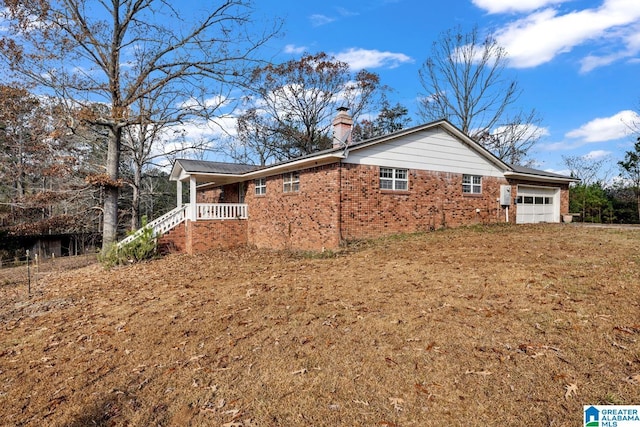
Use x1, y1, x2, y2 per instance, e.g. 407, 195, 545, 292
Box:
99, 217, 157, 267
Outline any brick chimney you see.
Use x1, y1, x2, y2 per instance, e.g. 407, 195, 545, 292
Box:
332, 106, 353, 148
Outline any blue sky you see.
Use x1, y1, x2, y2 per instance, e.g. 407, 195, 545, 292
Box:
252, 0, 640, 177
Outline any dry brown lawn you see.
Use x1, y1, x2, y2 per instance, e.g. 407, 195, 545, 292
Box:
0, 224, 639, 426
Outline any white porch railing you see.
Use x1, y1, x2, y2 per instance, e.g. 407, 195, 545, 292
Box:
116, 203, 248, 249
197, 203, 248, 220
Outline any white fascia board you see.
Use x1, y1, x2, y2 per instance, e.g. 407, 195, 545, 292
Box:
243, 153, 345, 179
504, 171, 578, 184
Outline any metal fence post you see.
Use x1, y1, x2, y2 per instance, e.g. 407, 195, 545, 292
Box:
26, 250, 31, 297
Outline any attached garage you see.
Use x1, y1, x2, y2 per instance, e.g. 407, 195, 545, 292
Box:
515, 185, 561, 224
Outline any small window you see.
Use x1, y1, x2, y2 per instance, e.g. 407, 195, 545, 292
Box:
255, 178, 266, 195
283, 171, 300, 193
380, 167, 408, 191
462, 175, 482, 194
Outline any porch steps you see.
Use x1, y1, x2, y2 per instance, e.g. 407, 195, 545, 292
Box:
117, 205, 188, 249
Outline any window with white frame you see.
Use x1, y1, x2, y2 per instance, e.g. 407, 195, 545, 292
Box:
462, 174, 482, 194
283, 171, 300, 193
380, 167, 408, 191
254, 178, 266, 195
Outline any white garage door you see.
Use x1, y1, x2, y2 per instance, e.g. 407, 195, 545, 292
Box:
516, 186, 560, 224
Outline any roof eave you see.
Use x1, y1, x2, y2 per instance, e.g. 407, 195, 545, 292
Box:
504, 171, 579, 184
185, 152, 346, 189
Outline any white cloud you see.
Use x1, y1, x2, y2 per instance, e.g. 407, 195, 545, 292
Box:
178, 95, 230, 111
580, 22, 640, 72
492, 123, 549, 140
584, 149, 612, 159
566, 110, 639, 143
333, 48, 413, 70
309, 14, 335, 27
336, 7, 359, 18
580, 53, 625, 73
545, 167, 572, 176
283, 44, 307, 55
472, 0, 569, 14
492, 0, 640, 69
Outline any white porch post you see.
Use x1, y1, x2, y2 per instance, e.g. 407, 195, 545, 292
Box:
176, 180, 183, 209
189, 176, 197, 221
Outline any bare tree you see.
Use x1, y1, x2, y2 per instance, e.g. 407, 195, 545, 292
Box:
0, 0, 279, 251
234, 53, 386, 163
563, 154, 611, 185
618, 138, 640, 221
120, 87, 218, 230
418, 26, 542, 165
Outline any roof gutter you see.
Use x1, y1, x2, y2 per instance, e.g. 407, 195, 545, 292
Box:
503, 171, 579, 184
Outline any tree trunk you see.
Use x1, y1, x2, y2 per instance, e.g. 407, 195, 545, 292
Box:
101, 128, 121, 252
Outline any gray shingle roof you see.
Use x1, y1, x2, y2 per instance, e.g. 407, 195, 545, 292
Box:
508, 164, 574, 180
175, 159, 260, 175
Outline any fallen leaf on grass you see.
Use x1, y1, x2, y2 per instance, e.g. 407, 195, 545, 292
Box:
389, 397, 404, 412
464, 370, 492, 376
624, 374, 640, 385
564, 383, 578, 399
414, 383, 435, 398
385, 357, 398, 366
379, 421, 398, 427
614, 325, 640, 334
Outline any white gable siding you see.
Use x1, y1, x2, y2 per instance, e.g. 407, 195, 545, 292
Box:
344, 127, 504, 177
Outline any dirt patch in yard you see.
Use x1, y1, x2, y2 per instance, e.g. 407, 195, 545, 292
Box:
1, 224, 639, 426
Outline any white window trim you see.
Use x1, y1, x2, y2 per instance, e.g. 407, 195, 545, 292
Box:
380, 167, 409, 191
254, 178, 266, 195
283, 171, 300, 193
463, 174, 482, 194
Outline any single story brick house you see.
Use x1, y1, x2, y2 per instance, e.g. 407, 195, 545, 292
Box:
159, 110, 576, 253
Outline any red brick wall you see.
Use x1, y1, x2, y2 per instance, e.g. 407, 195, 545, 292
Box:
189, 164, 570, 253
157, 223, 187, 253
198, 184, 244, 203
184, 220, 247, 254
245, 164, 341, 251
339, 164, 510, 241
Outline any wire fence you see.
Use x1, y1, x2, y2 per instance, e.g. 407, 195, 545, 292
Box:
0, 252, 98, 296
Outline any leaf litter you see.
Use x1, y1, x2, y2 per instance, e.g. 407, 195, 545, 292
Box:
0, 224, 639, 426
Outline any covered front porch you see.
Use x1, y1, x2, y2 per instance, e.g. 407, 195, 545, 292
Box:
153, 159, 259, 254
171, 159, 258, 223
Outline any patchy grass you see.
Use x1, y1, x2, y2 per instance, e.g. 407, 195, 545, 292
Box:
0, 224, 639, 426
